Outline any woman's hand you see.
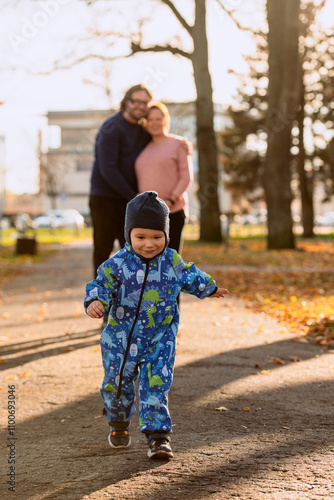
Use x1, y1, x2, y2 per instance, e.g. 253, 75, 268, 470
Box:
87, 300, 105, 318
181, 138, 192, 155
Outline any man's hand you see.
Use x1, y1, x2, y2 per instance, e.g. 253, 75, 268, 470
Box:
210, 288, 229, 298
181, 138, 192, 155
87, 300, 105, 318
165, 194, 178, 209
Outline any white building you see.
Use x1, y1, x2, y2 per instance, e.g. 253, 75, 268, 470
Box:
42, 103, 232, 219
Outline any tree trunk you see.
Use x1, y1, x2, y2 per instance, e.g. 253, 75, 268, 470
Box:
298, 75, 314, 238
192, 0, 222, 242
264, 0, 300, 249
50, 194, 57, 210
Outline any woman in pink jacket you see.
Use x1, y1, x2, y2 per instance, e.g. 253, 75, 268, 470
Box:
135, 102, 193, 253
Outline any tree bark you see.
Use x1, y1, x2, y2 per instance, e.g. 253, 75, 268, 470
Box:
264, 0, 301, 249
192, 0, 222, 242
297, 74, 314, 238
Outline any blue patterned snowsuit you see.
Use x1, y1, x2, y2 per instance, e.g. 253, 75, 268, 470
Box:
84, 243, 216, 434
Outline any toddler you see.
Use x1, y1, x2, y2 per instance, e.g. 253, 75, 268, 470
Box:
84, 191, 229, 459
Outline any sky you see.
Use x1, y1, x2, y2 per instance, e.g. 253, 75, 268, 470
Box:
0, 0, 332, 195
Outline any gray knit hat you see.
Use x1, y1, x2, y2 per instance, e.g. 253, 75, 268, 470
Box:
125, 191, 170, 246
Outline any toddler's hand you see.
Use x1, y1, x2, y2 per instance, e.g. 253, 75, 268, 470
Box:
210, 288, 229, 298
87, 300, 105, 318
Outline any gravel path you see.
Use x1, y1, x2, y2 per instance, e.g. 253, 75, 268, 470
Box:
0, 242, 333, 499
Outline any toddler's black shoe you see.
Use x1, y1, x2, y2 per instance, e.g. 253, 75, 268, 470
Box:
147, 438, 173, 459
108, 426, 131, 448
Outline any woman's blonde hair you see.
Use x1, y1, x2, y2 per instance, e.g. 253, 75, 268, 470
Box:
147, 102, 170, 132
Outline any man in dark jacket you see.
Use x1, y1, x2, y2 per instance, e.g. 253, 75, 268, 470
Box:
89, 84, 153, 276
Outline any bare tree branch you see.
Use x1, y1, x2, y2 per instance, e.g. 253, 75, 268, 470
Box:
130, 41, 192, 60
28, 41, 193, 76
214, 0, 267, 39
160, 0, 193, 35
32, 53, 124, 75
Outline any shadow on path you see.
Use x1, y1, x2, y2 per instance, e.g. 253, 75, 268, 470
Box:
1, 337, 332, 499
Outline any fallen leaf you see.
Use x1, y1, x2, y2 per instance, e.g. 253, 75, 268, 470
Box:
271, 356, 285, 365
6, 376, 15, 380
242, 407, 251, 412
0, 358, 6, 363
254, 363, 262, 369
261, 370, 270, 375
21, 370, 31, 378
215, 406, 228, 411
63, 347, 75, 352
288, 355, 301, 362
93, 346, 100, 352
294, 337, 308, 343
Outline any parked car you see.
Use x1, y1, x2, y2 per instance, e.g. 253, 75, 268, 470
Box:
314, 211, 334, 227
33, 209, 85, 230
14, 213, 35, 233
234, 210, 267, 225
79, 210, 92, 227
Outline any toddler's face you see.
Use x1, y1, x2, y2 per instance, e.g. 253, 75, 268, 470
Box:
130, 228, 165, 258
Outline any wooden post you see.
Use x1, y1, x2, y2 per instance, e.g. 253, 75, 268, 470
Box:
15, 237, 38, 255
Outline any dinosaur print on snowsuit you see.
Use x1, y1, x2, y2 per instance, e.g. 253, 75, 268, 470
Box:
84, 243, 216, 434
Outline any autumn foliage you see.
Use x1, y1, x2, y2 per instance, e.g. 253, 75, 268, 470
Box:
1, 237, 333, 348
182, 238, 334, 348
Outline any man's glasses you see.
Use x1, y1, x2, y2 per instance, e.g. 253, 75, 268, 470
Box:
128, 98, 151, 107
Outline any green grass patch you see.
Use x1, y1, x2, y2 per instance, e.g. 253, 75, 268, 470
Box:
0, 227, 93, 247
0, 228, 93, 289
